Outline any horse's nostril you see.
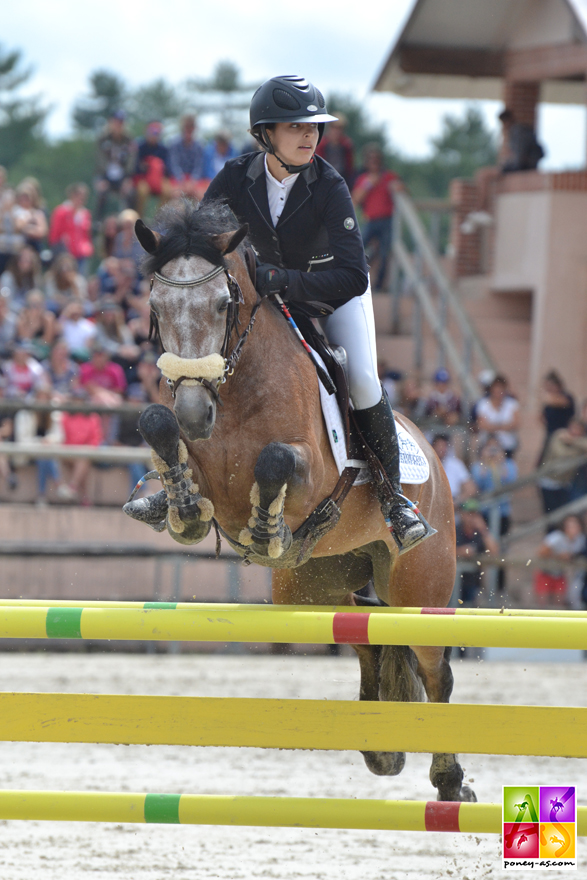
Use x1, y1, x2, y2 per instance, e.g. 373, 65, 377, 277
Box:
206, 405, 214, 425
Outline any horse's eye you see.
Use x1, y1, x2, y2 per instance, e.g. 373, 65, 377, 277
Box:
218, 298, 229, 313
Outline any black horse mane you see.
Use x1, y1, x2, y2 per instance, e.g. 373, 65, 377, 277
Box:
141, 198, 244, 276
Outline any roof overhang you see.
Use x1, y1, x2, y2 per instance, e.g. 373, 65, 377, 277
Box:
374, 0, 587, 104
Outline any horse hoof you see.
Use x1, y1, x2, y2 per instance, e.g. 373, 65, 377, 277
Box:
436, 785, 478, 803
361, 750, 405, 777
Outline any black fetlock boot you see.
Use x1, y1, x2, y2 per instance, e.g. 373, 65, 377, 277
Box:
354, 390, 434, 554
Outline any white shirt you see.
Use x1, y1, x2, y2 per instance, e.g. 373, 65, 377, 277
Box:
264, 155, 299, 226
476, 396, 520, 451
441, 454, 471, 499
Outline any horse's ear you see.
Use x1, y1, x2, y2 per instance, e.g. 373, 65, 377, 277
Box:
210, 224, 249, 256
135, 219, 161, 254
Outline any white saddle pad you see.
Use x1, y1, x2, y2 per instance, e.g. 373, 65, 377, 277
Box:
313, 350, 430, 486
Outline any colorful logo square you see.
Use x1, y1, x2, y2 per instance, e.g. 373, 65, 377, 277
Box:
503, 786, 539, 824
504, 823, 539, 858
539, 822, 576, 859
540, 786, 576, 824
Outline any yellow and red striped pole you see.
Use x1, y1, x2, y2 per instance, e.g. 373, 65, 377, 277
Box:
0, 604, 586, 649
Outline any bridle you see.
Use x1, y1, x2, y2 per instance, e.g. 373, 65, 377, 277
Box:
149, 255, 262, 403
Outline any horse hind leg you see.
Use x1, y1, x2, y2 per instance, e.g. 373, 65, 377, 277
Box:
414, 645, 477, 803
355, 644, 423, 777
239, 442, 296, 559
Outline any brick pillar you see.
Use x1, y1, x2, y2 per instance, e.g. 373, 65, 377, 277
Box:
449, 178, 482, 277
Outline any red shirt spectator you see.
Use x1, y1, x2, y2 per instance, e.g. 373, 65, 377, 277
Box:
79, 349, 127, 395
353, 168, 398, 221
48, 183, 94, 262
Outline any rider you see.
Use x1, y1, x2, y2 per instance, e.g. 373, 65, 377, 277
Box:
200, 75, 430, 554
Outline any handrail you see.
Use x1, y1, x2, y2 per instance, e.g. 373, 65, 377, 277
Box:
392, 190, 497, 399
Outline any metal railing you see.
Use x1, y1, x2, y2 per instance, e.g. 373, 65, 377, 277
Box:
390, 191, 497, 407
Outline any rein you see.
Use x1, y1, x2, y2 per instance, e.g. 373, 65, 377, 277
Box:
149, 258, 262, 402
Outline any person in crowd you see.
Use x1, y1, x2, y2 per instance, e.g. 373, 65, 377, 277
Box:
378, 360, 402, 409
127, 299, 155, 354
396, 374, 427, 422
118, 350, 161, 494
13, 382, 65, 506
499, 108, 544, 173
455, 498, 499, 606
537, 370, 575, 464
0, 188, 25, 275
315, 114, 355, 186
12, 181, 48, 252
59, 403, 104, 505
0, 294, 17, 360
98, 214, 120, 259
0, 246, 43, 312
475, 374, 520, 457
58, 301, 97, 361
0, 380, 17, 491
168, 115, 205, 199
79, 341, 127, 444
44, 252, 89, 315
195, 74, 429, 551
431, 432, 477, 505
538, 417, 587, 517
534, 514, 586, 608
112, 209, 143, 267
2, 340, 45, 398
42, 339, 79, 397
470, 434, 518, 592
15, 289, 57, 361
133, 121, 173, 218
48, 183, 94, 273
202, 131, 237, 180
94, 110, 135, 221
93, 299, 141, 381
424, 368, 462, 428
351, 143, 399, 291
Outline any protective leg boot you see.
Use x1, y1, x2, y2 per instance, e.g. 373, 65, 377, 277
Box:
123, 489, 168, 530
354, 391, 431, 554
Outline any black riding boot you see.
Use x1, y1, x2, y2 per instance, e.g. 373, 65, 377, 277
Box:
354, 391, 432, 554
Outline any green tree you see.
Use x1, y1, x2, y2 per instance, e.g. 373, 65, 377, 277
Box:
72, 69, 127, 133
129, 78, 186, 134
8, 136, 96, 210
187, 61, 259, 138
0, 44, 47, 168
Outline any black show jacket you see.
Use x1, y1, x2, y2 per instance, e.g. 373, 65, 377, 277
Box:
203, 151, 369, 309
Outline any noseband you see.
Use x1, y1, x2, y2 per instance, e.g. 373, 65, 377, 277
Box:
149, 259, 262, 402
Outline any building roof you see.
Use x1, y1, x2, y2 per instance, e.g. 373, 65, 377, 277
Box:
373, 0, 587, 103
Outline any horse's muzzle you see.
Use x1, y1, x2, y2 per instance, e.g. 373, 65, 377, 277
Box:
174, 385, 216, 441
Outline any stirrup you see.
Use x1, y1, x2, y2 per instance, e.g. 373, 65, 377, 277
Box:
386, 493, 437, 556
123, 472, 168, 532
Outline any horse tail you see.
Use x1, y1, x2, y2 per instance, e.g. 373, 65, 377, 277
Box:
378, 644, 425, 704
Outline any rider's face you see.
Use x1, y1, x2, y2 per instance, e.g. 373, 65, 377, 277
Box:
268, 122, 319, 167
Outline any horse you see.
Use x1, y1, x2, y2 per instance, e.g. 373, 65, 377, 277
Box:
127, 198, 475, 803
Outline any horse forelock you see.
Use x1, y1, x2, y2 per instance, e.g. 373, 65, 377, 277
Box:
140, 198, 246, 277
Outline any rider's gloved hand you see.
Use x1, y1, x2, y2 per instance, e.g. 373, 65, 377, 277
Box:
255, 264, 289, 298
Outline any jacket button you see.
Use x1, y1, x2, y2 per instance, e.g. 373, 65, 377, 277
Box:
272, 235, 278, 241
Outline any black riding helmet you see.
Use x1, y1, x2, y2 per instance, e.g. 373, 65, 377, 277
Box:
250, 75, 338, 173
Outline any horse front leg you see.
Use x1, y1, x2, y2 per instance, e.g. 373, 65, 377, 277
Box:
123, 404, 213, 545
238, 442, 298, 559
412, 645, 477, 803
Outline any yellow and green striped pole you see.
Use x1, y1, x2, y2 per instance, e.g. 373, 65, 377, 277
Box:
0, 791, 557, 833
0, 604, 586, 649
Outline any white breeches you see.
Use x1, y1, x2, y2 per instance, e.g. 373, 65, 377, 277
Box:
319, 285, 382, 411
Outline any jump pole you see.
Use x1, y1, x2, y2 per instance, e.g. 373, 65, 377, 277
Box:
1, 605, 587, 649
1, 791, 586, 835
1, 692, 586, 757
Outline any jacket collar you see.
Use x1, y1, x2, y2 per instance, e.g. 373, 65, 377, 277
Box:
246, 152, 318, 230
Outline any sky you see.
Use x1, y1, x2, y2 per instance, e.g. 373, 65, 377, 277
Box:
2, 0, 586, 169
